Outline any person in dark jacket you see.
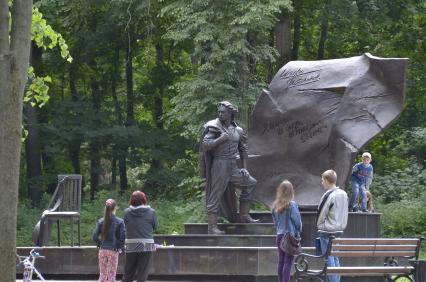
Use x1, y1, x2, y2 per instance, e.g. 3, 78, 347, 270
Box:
92, 198, 125, 282
122, 191, 158, 282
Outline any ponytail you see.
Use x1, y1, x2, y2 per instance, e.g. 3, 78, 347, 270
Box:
101, 199, 116, 240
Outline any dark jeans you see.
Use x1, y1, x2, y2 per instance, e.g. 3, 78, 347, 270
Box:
122, 251, 153, 282
276, 234, 294, 282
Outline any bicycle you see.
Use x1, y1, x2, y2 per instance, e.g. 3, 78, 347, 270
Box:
16, 249, 46, 282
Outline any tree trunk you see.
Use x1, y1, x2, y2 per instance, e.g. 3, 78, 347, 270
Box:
24, 104, 43, 205
90, 139, 100, 200
0, 0, 33, 280
68, 64, 82, 175
275, 9, 292, 68
154, 43, 164, 130
111, 153, 117, 188
118, 153, 127, 192
89, 77, 101, 200
291, 0, 302, 60
317, 18, 328, 60
111, 44, 121, 190
69, 140, 81, 174
267, 29, 274, 82
125, 42, 134, 127
317, 1, 329, 60
25, 42, 43, 206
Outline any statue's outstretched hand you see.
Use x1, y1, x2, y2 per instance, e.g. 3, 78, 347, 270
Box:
240, 168, 249, 178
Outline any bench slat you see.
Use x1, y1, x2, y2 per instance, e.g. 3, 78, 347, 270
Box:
333, 238, 419, 245
330, 250, 416, 257
327, 266, 414, 275
332, 244, 418, 251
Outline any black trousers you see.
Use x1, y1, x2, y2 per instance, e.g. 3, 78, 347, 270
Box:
122, 252, 153, 282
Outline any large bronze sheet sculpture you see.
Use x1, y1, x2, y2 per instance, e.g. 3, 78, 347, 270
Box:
248, 53, 407, 208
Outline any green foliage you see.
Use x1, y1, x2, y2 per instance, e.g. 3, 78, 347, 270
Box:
32, 7, 72, 61
372, 157, 426, 204
16, 190, 205, 246
23, 7, 73, 117
162, 0, 292, 137
154, 193, 206, 234
377, 195, 426, 239
24, 67, 51, 108
367, 126, 426, 203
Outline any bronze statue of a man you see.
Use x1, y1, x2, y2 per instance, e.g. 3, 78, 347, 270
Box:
200, 101, 258, 234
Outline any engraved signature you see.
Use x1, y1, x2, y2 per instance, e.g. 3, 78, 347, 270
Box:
279, 68, 321, 88
262, 118, 327, 142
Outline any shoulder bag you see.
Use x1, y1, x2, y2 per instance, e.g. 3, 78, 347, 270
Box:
279, 206, 302, 255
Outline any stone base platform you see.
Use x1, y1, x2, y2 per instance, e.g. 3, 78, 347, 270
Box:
17, 246, 382, 281
17, 212, 382, 281
186, 211, 381, 246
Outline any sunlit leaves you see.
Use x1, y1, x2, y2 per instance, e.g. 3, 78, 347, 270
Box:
24, 67, 51, 108
23, 7, 73, 110
32, 7, 72, 62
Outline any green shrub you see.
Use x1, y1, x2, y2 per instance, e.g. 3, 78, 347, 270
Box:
378, 199, 426, 238
16, 189, 206, 246
371, 156, 426, 203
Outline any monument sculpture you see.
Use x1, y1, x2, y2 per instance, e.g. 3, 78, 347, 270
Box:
200, 101, 258, 234
247, 53, 407, 208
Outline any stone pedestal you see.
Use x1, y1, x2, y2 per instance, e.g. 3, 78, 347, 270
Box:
185, 211, 381, 246
17, 211, 384, 281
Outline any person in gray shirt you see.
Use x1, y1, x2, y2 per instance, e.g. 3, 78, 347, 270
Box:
122, 191, 158, 282
316, 170, 348, 282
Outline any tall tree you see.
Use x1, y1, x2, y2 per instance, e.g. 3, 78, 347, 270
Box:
317, 0, 329, 59
162, 0, 292, 136
291, 0, 302, 60
24, 43, 43, 206
275, 9, 292, 67
0, 0, 33, 279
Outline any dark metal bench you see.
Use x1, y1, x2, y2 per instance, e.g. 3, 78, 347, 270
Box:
32, 174, 82, 246
294, 237, 424, 281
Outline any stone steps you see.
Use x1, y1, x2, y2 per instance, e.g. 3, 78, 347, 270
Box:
155, 234, 276, 247
184, 211, 380, 247
184, 223, 276, 235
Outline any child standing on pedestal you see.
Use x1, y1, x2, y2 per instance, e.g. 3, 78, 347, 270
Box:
350, 152, 374, 212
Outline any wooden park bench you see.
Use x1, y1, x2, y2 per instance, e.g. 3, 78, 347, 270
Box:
294, 237, 424, 282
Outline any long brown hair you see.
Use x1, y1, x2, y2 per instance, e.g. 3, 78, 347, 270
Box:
101, 199, 116, 240
273, 180, 294, 214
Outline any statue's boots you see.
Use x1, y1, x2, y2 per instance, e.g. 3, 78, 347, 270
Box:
239, 201, 259, 223
208, 213, 225, 235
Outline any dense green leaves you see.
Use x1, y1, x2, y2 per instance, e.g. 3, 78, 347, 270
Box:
162, 0, 291, 136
